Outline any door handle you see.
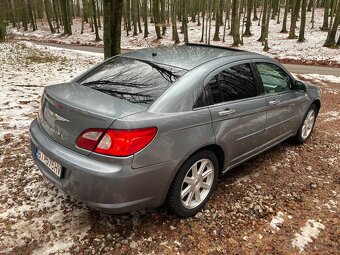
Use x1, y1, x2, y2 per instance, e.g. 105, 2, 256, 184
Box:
219, 109, 236, 116
269, 99, 280, 105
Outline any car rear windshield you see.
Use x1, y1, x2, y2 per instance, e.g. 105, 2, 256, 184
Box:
79, 57, 187, 106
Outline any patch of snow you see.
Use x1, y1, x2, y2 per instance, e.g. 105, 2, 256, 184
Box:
270, 211, 285, 231
291, 220, 325, 253
0, 42, 100, 254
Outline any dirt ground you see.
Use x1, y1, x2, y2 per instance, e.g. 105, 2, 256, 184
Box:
0, 43, 339, 254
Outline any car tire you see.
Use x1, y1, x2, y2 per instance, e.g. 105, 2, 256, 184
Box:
293, 104, 318, 144
166, 150, 218, 218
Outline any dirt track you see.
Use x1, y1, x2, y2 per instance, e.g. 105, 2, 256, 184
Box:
0, 42, 339, 254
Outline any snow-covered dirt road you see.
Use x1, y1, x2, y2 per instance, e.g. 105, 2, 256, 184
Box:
0, 42, 339, 254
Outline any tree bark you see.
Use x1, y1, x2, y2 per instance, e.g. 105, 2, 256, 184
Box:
60, 0, 72, 35
263, 0, 271, 50
323, 0, 340, 47
171, 0, 180, 43
44, 0, 55, 33
258, 0, 268, 41
298, 0, 307, 42
320, 0, 329, 31
232, 0, 241, 45
281, 0, 289, 32
243, 0, 253, 36
213, 0, 221, 40
103, 0, 123, 59
288, 0, 301, 39
182, 0, 189, 43
143, 0, 149, 37
91, 0, 101, 40
153, 0, 162, 39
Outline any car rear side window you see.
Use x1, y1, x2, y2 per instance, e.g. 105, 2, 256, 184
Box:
79, 57, 187, 106
206, 63, 257, 105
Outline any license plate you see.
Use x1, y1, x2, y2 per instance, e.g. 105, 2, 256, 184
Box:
36, 149, 63, 178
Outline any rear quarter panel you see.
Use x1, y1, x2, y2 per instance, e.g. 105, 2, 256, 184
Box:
111, 110, 215, 169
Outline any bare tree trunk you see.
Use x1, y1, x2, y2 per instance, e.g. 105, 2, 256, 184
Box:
213, 0, 221, 40
281, 0, 288, 32
311, 0, 315, 28
263, 0, 271, 50
298, 0, 307, 42
103, 0, 123, 58
323, 0, 340, 47
91, 0, 101, 40
243, 0, 253, 36
320, 0, 330, 31
153, 0, 162, 38
44, 0, 55, 33
232, 0, 241, 45
171, 0, 179, 43
182, 0, 189, 43
143, 0, 149, 37
288, 0, 301, 39
258, 0, 268, 41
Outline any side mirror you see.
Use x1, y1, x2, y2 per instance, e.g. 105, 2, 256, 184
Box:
294, 80, 307, 92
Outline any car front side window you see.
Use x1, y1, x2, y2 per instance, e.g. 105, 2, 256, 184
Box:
256, 62, 291, 94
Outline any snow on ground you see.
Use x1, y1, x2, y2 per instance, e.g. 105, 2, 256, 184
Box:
270, 211, 285, 231
0, 42, 102, 254
291, 220, 325, 253
8, 8, 340, 65
0, 42, 339, 254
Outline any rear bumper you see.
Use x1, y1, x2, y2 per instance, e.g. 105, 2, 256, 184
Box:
29, 119, 179, 213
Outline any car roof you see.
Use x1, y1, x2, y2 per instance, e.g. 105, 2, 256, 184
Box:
121, 43, 264, 70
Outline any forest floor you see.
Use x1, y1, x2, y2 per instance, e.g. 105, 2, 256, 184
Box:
7, 8, 340, 67
0, 42, 339, 255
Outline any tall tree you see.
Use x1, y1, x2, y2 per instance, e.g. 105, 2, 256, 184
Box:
298, 0, 307, 42
153, 0, 162, 39
91, 0, 101, 41
231, 0, 241, 45
60, 0, 72, 35
320, 0, 330, 31
288, 0, 301, 39
263, 0, 271, 50
103, 0, 123, 58
44, 0, 55, 34
243, 0, 253, 36
258, 0, 268, 41
143, 0, 149, 37
171, 0, 179, 43
160, 0, 166, 35
323, 0, 340, 47
281, 0, 289, 32
182, 0, 189, 43
213, 0, 221, 40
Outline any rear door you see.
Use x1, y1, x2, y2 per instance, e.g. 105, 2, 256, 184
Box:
253, 61, 307, 149
203, 62, 267, 169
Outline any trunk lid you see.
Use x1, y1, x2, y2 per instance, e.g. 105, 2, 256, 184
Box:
39, 82, 146, 155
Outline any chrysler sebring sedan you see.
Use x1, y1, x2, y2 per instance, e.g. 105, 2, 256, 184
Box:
29, 44, 321, 217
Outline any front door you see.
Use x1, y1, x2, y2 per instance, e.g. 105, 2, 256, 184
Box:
253, 61, 307, 150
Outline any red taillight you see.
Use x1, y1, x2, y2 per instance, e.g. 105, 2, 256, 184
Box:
76, 127, 157, 157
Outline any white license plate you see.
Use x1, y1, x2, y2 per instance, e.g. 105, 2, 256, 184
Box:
36, 149, 63, 178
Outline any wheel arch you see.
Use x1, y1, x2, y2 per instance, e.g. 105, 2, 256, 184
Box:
161, 143, 226, 206
312, 99, 321, 114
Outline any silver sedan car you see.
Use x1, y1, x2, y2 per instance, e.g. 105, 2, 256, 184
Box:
29, 44, 321, 217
